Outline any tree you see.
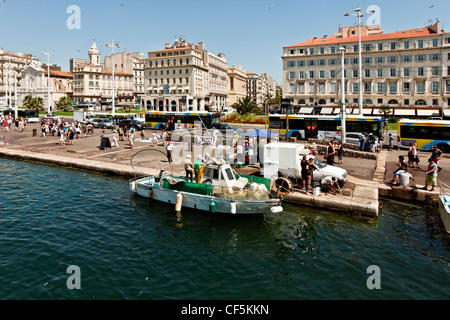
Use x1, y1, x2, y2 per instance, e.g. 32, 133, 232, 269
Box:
31, 97, 45, 110
379, 105, 391, 118
23, 95, 33, 108
269, 90, 281, 106
57, 96, 74, 112
233, 96, 261, 115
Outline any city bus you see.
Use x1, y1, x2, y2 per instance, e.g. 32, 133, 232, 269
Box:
145, 111, 221, 131
2, 109, 40, 123
398, 119, 450, 152
268, 115, 383, 141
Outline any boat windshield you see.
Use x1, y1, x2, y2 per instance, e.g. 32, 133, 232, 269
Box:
225, 167, 235, 181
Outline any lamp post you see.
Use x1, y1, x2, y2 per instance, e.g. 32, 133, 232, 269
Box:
340, 47, 347, 143
106, 40, 120, 118
345, 5, 375, 116
41, 50, 56, 114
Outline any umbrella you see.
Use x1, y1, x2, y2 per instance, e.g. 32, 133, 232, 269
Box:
243, 129, 273, 139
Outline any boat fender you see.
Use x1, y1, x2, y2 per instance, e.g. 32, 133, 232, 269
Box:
271, 206, 283, 214
175, 192, 183, 212
230, 201, 236, 215
209, 199, 216, 214
130, 181, 136, 193
148, 188, 153, 198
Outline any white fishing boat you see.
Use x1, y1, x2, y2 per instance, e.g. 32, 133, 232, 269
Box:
130, 162, 283, 215
438, 182, 450, 233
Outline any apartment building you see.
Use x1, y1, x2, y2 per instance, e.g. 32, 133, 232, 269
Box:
282, 21, 450, 112
104, 52, 146, 108
144, 38, 210, 112
228, 64, 247, 106
72, 42, 134, 110
246, 72, 278, 108
207, 52, 228, 112
0, 49, 41, 106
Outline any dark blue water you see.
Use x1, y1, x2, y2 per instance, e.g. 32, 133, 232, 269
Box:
0, 158, 448, 300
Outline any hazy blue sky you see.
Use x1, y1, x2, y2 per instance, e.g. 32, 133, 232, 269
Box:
0, 0, 449, 83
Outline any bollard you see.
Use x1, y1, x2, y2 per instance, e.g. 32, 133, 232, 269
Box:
32, 129, 37, 137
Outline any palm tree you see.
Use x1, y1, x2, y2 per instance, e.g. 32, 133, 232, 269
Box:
234, 96, 261, 115
31, 97, 44, 110
379, 105, 392, 118
57, 96, 74, 112
23, 95, 33, 108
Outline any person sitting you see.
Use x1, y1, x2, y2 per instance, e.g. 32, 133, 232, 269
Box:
389, 155, 408, 186
328, 177, 341, 194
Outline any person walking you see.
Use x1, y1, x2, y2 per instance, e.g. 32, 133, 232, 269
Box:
337, 141, 344, 164
388, 133, 394, 151
129, 129, 135, 150
111, 130, 119, 147
407, 143, 416, 168
58, 129, 65, 146
430, 145, 443, 172
325, 141, 335, 165
423, 157, 438, 192
301, 156, 309, 194
166, 140, 174, 163
414, 143, 420, 169
161, 129, 167, 146
359, 135, 366, 151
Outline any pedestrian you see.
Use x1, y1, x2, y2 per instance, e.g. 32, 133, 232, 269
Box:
389, 155, 408, 186
388, 133, 394, 151
68, 126, 75, 145
153, 131, 158, 147
58, 129, 65, 146
118, 127, 124, 141
325, 141, 335, 165
111, 130, 119, 147
379, 134, 384, 150
166, 140, 173, 163
161, 129, 167, 146
423, 157, 438, 192
359, 135, 366, 151
414, 143, 420, 169
129, 129, 135, 150
407, 143, 416, 168
430, 145, 443, 172
301, 156, 309, 194
41, 123, 46, 138
368, 133, 376, 152
184, 154, 194, 182
337, 141, 343, 164
308, 157, 315, 193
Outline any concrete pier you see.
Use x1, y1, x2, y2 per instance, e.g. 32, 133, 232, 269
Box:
0, 121, 446, 218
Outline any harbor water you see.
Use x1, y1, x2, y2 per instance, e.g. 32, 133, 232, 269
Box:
0, 158, 448, 300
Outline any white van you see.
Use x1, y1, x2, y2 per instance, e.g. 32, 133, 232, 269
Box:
263, 143, 348, 186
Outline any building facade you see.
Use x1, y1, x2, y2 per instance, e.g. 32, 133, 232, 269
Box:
282, 22, 450, 112
104, 52, 146, 108
228, 65, 247, 106
72, 42, 134, 110
0, 50, 41, 107
144, 38, 212, 112
207, 52, 228, 112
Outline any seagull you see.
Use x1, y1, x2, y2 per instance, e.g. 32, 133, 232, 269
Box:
269, 3, 274, 9
121, 3, 125, 7
429, 5, 434, 8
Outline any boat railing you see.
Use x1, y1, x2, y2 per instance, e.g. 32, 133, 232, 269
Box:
213, 185, 270, 201
439, 182, 450, 198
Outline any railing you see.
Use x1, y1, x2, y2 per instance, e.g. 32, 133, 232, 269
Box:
439, 182, 450, 198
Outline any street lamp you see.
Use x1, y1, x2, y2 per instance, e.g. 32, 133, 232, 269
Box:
345, 5, 375, 116
106, 40, 120, 118
340, 47, 347, 143
41, 50, 56, 114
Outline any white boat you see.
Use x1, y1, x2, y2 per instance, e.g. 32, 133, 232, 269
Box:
130, 163, 283, 215
438, 182, 450, 233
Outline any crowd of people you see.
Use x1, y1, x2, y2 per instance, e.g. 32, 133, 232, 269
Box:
1, 114, 28, 132
388, 144, 443, 192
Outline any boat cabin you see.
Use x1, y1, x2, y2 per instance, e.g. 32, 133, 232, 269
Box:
201, 164, 248, 190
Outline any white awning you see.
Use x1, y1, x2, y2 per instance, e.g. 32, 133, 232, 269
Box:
299, 107, 314, 114
417, 109, 440, 116
362, 109, 373, 115
332, 108, 340, 114
320, 108, 334, 115
443, 109, 450, 117
394, 109, 416, 116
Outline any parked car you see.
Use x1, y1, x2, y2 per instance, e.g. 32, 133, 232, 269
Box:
118, 119, 147, 131
210, 123, 237, 135
344, 132, 367, 145
44, 114, 61, 123
91, 118, 114, 129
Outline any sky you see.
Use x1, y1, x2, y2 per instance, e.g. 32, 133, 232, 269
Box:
0, 0, 449, 83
